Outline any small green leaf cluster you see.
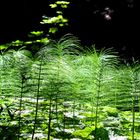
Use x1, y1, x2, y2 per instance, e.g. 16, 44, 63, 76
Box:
40, 1, 69, 34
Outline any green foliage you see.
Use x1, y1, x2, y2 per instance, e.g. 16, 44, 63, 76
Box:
73, 126, 109, 140
1, 34, 140, 139
28, 31, 44, 37
103, 106, 118, 117
77, 47, 119, 139
0, 45, 9, 50
73, 126, 95, 139
92, 126, 109, 140
40, 1, 69, 34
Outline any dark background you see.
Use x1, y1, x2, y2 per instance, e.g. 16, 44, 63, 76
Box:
0, 0, 136, 60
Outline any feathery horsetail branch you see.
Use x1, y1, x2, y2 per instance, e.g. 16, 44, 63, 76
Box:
91, 47, 118, 139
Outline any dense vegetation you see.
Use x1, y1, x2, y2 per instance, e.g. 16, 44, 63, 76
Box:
0, 33, 140, 140
0, 0, 137, 139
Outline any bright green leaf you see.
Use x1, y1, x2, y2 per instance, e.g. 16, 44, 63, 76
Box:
49, 4, 57, 8
56, 1, 70, 5
49, 27, 58, 34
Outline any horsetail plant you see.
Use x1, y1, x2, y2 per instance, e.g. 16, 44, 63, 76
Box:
89, 47, 118, 139
11, 48, 32, 139
0, 51, 15, 132
34, 33, 81, 139
130, 62, 140, 140
117, 60, 140, 140
0, 48, 32, 139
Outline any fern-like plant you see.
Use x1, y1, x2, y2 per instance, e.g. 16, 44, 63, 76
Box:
0, 48, 32, 139
32, 33, 81, 139
10, 48, 32, 139
85, 47, 118, 139
116, 60, 140, 140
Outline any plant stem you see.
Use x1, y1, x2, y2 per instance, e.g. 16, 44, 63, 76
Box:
132, 97, 135, 140
72, 101, 76, 129
48, 96, 52, 140
31, 62, 42, 140
18, 74, 24, 140
95, 67, 102, 140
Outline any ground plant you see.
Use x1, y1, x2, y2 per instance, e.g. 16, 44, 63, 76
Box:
0, 34, 140, 140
